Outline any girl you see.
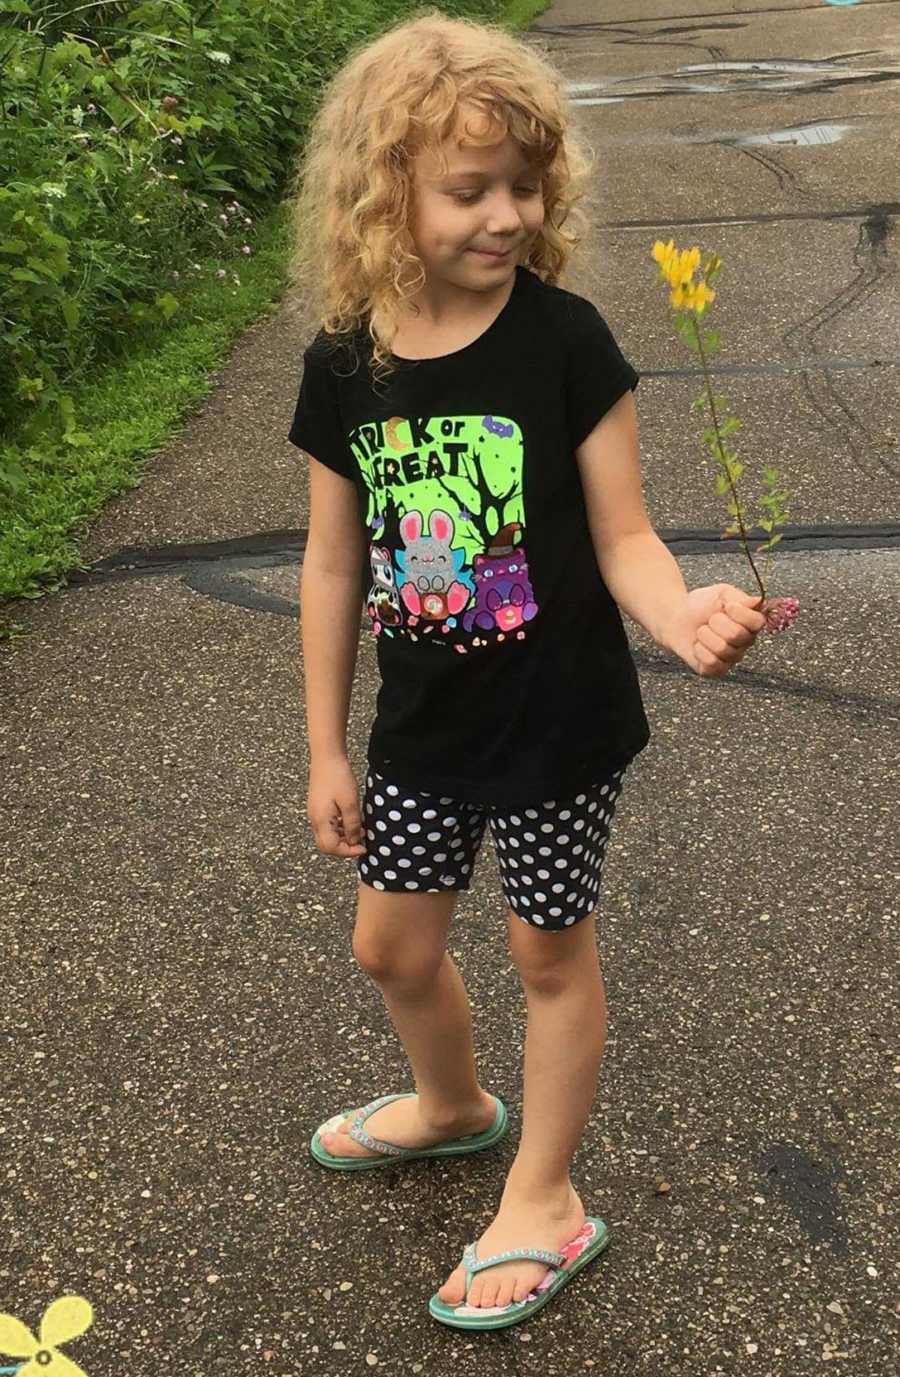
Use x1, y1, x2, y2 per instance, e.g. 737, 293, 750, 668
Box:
286, 10, 766, 1331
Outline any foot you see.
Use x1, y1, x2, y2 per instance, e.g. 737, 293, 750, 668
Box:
437, 1181, 585, 1310
318, 1089, 498, 1159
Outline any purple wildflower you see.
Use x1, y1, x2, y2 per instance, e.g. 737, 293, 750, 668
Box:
763, 596, 800, 633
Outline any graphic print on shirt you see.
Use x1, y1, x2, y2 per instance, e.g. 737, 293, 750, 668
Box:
350, 413, 537, 652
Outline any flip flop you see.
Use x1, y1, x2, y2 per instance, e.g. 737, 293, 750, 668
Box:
309, 1091, 508, 1171
428, 1216, 611, 1329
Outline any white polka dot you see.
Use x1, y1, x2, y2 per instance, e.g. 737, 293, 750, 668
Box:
510, 815, 521, 825
374, 794, 384, 806
453, 851, 465, 861
552, 883, 565, 894
600, 785, 609, 796
559, 810, 571, 821
386, 785, 399, 796
522, 853, 534, 865
439, 797, 453, 805
509, 837, 521, 848
405, 881, 418, 889
403, 799, 416, 809
495, 836, 506, 849
384, 869, 397, 879
537, 869, 550, 880
520, 873, 533, 886
525, 809, 539, 819
572, 868, 581, 880
573, 844, 583, 856
523, 831, 536, 843
420, 867, 432, 875
379, 845, 390, 856
412, 846, 426, 855
423, 809, 438, 820
588, 801, 597, 813
567, 891, 577, 902
392, 835, 404, 845
427, 832, 442, 842
376, 820, 387, 832
564, 915, 576, 926
575, 794, 587, 805
366, 829, 375, 841
549, 907, 562, 917
519, 894, 531, 906
444, 816, 458, 827
554, 858, 568, 869
574, 819, 585, 831
539, 846, 552, 857
557, 833, 570, 845
497, 818, 507, 829
532, 914, 545, 925
434, 852, 447, 861
461, 863, 470, 873
407, 823, 422, 834
508, 857, 519, 869
372, 880, 385, 890
398, 859, 412, 868
534, 891, 547, 902
540, 822, 554, 834
389, 809, 402, 821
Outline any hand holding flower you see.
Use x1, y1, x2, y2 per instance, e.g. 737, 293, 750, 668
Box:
665, 583, 768, 677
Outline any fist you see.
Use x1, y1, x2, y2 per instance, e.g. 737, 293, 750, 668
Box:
669, 583, 767, 677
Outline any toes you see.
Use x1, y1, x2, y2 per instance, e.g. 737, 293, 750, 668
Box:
493, 1277, 516, 1309
437, 1265, 467, 1304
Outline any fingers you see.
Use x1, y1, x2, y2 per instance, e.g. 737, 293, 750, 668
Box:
308, 801, 367, 858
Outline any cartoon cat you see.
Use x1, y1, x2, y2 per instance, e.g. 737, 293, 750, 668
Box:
462, 522, 538, 633
397, 509, 470, 621
366, 545, 402, 627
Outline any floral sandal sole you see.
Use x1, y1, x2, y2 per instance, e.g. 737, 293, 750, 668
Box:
428, 1216, 611, 1330
310, 1092, 508, 1171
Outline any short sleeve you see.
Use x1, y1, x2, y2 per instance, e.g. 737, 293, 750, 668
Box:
287, 348, 356, 480
565, 300, 640, 452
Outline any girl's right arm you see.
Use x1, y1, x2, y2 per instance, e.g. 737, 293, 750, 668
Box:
299, 454, 368, 859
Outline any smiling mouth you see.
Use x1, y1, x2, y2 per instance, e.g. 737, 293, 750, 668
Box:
470, 247, 513, 258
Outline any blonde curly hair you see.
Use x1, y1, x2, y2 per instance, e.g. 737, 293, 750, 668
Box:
285, 8, 595, 387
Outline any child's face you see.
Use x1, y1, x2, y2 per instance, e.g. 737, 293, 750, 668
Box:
408, 105, 545, 295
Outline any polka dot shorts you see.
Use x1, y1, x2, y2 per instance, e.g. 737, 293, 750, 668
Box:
357, 766, 627, 930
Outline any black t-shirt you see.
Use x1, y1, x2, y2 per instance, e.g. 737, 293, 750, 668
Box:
288, 263, 650, 805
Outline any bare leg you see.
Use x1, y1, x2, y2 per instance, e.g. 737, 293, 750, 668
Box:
438, 911, 605, 1307
319, 882, 496, 1157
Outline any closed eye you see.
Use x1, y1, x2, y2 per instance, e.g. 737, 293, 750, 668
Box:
452, 187, 541, 205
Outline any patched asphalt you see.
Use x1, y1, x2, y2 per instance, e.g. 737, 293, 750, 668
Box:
2, 1, 899, 1374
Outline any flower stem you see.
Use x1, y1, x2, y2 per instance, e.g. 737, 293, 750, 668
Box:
689, 314, 768, 603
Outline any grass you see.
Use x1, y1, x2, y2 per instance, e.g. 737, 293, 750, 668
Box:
0, 0, 553, 644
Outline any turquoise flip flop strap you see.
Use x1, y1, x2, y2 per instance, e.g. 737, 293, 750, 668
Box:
346, 1092, 415, 1157
461, 1242, 566, 1292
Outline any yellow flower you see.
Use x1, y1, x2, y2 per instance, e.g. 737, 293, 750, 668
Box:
0, 1296, 93, 1376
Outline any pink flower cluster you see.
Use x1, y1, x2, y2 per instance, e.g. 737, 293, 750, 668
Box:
763, 596, 800, 633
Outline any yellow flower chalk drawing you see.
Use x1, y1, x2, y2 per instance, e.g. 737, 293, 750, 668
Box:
0, 1295, 93, 1376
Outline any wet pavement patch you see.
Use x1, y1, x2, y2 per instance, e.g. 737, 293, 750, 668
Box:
757, 1143, 851, 1253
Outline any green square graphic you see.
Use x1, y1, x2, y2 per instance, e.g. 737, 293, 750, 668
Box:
348, 413, 539, 647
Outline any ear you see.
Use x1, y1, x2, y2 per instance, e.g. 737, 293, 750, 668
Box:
400, 510, 422, 542
430, 509, 453, 542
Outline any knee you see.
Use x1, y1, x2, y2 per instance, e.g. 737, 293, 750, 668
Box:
508, 915, 601, 997
351, 926, 443, 989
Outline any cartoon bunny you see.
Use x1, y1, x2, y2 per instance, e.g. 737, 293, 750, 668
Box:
397, 509, 470, 621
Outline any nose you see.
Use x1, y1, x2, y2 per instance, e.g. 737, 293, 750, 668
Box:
483, 188, 526, 236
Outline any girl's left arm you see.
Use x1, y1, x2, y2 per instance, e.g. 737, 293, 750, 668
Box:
575, 389, 767, 677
